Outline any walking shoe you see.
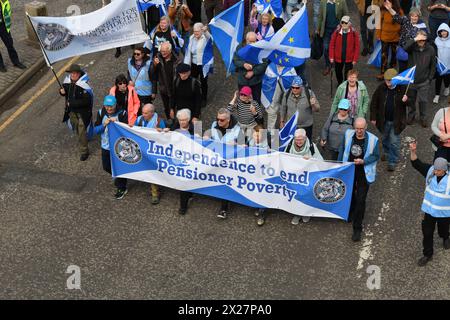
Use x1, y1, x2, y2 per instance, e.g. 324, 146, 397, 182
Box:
387, 164, 395, 172
381, 153, 386, 161
417, 255, 432, 267
13, 62, 26, 69
421, 120, 428, 128
444, 87, 450, 96
151, 195, 160, 205
115, 48, 121, 58
217, 210, 228, 219
0, 65, 6, 72
433, 95, 440, 104
254, 210, 260, 217
361, 48, 369, 56
291, 215, 301, 225
444, 238, 450, 249
178, 207, 187, 215
322, 67, 331, 76
302, 216, 311, 223
257, 216, 265, 226
352, 230, 362, 242
80, 154, 89, 161
115, 188, 128, 200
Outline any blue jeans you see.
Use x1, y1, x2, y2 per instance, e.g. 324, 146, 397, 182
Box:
382, 121, 400, 165
323, 28, 334, 68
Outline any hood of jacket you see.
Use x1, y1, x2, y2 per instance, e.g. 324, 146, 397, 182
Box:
437, 23, 450, 40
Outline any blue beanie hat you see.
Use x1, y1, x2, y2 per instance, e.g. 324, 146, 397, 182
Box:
103, 95, 117, 107
291, 76, 303, 87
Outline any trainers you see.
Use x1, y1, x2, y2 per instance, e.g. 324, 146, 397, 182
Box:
291, 215, 301, 225
217, 210, 228, 219
421, 120, 428, 128
254, 210, 260, 217
444, 238, 450, 249
257, 216, 265, 226
352, 230, 362, 242
361, 48, 369, 56
387, 164, 395, 172
417, 255, 432, 267
80, 154, 89, 161
115, 188, 128, 200
444, 87, 450, 96
0, 65, 6, 72
178, 207, 187, 215
302, 216, 311, 223
13, 62, 26, 69
115, 48, 121, 58
151, 195, 160, 205
433, 95, 440, 104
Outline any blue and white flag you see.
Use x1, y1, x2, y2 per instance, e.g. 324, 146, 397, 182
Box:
255, 0, 283, 18
184, 33, 214, 77
279, 111, 298, 151
391, 66, 416, 87
108, 122, 355, 220
63, 73, 95, 140
261, 63, 297, 109
149, 25, 185, 51
202, 36, 214, 77
28, 0, 149, 65
237, 5, 310, 67
367, 40, 382, 68
437, 57, 450, 76
209, 0, 244, 76
137, 0, 168, 16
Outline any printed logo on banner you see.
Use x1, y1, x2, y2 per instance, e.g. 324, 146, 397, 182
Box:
37, 23, 74, 51
114, 137, 142, 164
313, 177, 346, 204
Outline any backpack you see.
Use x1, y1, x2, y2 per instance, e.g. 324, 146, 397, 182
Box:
174, 76, 202, 97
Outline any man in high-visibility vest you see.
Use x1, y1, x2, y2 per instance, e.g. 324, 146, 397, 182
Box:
0, 0, 26, 72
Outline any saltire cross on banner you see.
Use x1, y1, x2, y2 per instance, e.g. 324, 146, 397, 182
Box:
437, 57, 450, 76
237, 5, 310, 67
209, 0, 244, 76
137, 0, 169, 16
261, 62, 297, 109
391, 66, 416, 87
255, 0, 283, 18
108, 122, 355, 220
279, 111, 298, 151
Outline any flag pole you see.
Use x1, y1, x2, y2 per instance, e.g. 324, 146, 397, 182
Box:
26, 13, 63, 89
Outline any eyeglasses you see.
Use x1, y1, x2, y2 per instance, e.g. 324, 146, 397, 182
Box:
117, 82, 126, 85
134, 52, 142, 56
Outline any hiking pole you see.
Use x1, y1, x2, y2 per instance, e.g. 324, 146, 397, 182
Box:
330, 68, 333, 98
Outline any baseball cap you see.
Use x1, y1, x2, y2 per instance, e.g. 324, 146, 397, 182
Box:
240, 86, 252, 96
338, 98, 350, 110
341, 16, 350, 23
103, 95, 117, 107
384, 68, 398, 80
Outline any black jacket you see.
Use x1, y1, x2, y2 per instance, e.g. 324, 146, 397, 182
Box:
370, 83, 407, 135
60, 72, 92, 127
173, 76, 202, 119
404, 39, 436, 85
150, 52, 182, 98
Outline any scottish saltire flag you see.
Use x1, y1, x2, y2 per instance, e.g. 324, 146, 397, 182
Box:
437, 57, 450, 76
202, 36, 214, 77
137, 0, 168, 16
149, 25, 184, 51
368, 40, 382, 68
237, 5, 310, 67
255, 0, 283, 18
261, 63, 297, 109
391, 66, 416, 87
63, 73, 95, 140
28, 0, 149, 65
209, 0, 244, 76
109, 122, 355, 220
279, 111, 298, 151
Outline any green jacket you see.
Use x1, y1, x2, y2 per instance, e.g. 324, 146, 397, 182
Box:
317, 0, 348, 38
1, 0, 11, 33
330, 80, 370, 118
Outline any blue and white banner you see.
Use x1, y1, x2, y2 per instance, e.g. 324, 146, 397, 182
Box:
261, 62, 297, 109
367, 40, 382, 68
108, 122, 355, 220
237, 5, 310, 67
255, 0, 283, 18
137, 0, 169, 16
279, 111, 298, 151
391, 66, 416, 87
28, 0, 149, 65
209, 0, 244, 76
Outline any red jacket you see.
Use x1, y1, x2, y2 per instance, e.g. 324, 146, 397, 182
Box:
329, 26, 360, 64
109, 85, 140, 125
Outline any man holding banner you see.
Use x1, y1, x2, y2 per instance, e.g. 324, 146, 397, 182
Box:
338, 118, 380, 242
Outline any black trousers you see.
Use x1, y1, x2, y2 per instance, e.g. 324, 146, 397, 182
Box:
298, 125, 313, 143
435, 74, 450, 95
434, 146, 450, 162
101, 149, 127, 190
191, 63, 208, 106
180, 191, 193, 210
238, 82, 262, 105
187, 0, 203, 23
334, 62, 353, 85
422, 213, 450, 257
160, 93, 172, 119
0, 22, 20, 67
349, 170, 370, 232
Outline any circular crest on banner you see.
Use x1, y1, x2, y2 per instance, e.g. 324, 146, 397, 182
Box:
37, 23, 74, 51
114, 137, 142, 164
313, 177, 346, 204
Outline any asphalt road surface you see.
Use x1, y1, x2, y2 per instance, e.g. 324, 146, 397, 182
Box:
1, 0, 450, 299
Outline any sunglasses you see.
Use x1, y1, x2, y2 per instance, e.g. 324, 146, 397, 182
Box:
117, 82, 127, 85
134, 52, 142, 56
341, 21, 348, 24
291, 86, 301, 89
